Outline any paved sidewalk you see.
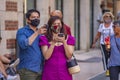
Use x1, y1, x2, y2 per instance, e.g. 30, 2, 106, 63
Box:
73, 48, 108, 80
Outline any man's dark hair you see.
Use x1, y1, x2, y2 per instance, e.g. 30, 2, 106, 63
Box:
26, 9, 40, 19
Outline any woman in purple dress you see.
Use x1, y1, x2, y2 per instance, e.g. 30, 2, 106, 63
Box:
39, 16, 75, 80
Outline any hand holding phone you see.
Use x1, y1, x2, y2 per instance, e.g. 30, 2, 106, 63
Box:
57, 33, 66, 43
58, 33, 64, 37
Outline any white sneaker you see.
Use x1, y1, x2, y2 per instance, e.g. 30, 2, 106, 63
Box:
9, 58, 20, 67
7, 75, 17, 80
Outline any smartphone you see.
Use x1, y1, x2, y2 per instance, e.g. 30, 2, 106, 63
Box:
58, 33, 64, 37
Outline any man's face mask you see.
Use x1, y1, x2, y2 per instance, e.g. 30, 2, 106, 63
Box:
51, 25, 60, 33
30, 19, 40, 27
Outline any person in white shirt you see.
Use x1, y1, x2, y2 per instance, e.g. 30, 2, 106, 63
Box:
92, 12, 114, 76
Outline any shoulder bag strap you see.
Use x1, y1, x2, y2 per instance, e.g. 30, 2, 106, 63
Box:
72, 54, 76, 59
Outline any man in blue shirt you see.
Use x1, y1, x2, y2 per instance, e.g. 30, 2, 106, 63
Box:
16, 9, 47, 80
108, 20, 120, 80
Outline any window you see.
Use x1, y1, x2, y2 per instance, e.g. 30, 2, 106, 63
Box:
23, 0, 36, 25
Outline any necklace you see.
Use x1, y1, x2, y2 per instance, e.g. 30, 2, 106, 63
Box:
55, 42, 63, 46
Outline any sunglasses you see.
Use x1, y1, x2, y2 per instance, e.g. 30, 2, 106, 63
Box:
104, 16, 111, 18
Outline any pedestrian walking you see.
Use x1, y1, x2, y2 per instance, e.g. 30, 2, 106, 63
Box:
16, 9, 47, 80
92, 12, 114, 76
39, 16, 75, 80
97, 2, 110, 26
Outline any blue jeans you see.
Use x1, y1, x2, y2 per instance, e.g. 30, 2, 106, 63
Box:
18, 68, 41, 80
109, 66, 120, 80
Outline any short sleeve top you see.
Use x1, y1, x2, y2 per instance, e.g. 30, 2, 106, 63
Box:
98, 23, 114, 44
39, 35, 75, 46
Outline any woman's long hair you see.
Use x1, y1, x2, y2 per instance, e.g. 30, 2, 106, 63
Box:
46, 16, 66, 42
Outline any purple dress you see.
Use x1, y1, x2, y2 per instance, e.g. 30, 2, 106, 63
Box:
39, 35, 75, 80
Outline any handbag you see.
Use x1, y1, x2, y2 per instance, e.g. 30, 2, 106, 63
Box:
67, 54, 80, 74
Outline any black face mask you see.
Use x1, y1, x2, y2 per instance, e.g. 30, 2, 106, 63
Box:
30, 19, 40, 27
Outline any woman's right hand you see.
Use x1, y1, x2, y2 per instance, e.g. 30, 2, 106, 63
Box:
52, 34, 58, 43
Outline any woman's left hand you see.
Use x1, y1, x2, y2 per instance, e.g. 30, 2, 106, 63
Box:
57, 34, 66, 43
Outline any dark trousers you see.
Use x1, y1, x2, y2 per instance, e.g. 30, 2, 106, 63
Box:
109, 66, 120, 80
0, 78, 4, 80
101, 44, 110, 70
18, 68, 41, 80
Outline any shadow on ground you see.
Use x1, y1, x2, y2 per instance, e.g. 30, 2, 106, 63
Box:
77, 57, 102, 63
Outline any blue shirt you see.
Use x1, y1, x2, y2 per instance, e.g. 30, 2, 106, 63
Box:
108, 35, 120, 67
16, 25, 43, 73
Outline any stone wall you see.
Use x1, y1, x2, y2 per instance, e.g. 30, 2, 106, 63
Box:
0, 0, 23, 55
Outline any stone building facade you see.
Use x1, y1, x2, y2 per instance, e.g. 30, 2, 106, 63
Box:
0, 0, 23, 55
0, 0, 120, 55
